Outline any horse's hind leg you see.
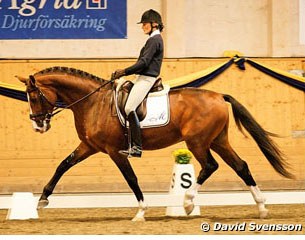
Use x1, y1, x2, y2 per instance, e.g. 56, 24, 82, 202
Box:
184, 141, 219, 215
38, 142, 96, 208
211, 137, 268, 219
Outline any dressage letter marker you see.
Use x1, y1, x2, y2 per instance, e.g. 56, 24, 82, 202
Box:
6, 192, 39, 220
166, 164, 200, 216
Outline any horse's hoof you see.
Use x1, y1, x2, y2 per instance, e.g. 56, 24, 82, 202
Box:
184, 201, 195, 215
37, 199, 49, 209
259, 209, 269, 219
131, 216, 145, 222
184, 191, 195, 215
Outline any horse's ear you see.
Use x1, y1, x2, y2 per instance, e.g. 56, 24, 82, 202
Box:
15, 75, 27, 84
29, 75, 36, 86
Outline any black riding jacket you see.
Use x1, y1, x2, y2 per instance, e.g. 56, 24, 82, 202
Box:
125, 32, 163, 77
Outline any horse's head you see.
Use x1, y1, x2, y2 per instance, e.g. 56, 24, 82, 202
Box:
17, 75, 56, 133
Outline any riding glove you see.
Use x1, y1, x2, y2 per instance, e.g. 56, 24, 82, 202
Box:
113, 69, 126, 79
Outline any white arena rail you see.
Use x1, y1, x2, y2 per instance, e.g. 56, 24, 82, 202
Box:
0, 191, 304, 209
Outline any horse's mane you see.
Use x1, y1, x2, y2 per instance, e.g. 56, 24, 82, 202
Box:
34, 66, 105, 83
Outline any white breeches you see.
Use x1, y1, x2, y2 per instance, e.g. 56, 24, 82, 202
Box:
124, 75, 157, 116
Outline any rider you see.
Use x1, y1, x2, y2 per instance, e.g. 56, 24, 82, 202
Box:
112, 9, 164, 158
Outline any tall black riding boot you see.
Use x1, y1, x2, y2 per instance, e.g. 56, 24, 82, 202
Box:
119, 111, 142, 158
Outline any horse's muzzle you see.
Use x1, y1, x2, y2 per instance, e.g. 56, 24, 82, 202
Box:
32, 119, 51, 133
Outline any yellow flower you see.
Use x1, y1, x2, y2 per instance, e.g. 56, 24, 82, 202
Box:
172, 148, 193, 164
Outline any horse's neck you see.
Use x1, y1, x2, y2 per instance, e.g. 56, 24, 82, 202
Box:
53, 77, 112, 117
50, 75, 107, 104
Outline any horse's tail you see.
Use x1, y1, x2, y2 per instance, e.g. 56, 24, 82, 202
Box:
223, 94, 293, 179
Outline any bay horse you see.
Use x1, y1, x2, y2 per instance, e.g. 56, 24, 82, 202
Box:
17, 66, 292, 221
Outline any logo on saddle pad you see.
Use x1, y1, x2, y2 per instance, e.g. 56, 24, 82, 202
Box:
115, 78, 170, 128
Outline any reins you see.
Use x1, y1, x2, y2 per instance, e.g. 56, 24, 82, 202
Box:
50, 78, 115, 118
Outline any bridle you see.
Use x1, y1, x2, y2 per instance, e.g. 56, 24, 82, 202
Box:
27, 75, 115, 122
27, 84, 55, 123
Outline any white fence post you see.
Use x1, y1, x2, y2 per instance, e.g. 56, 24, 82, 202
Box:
6, 192, 39, 220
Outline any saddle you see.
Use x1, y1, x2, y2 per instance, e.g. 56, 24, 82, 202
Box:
117, 78, 164, 121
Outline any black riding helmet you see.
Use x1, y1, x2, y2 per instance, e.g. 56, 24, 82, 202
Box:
137, 9, 164, 32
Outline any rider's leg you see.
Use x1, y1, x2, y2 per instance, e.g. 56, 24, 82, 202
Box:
124, 75, 157, 115
119, 111, 142, 157
119, 75, 156, 158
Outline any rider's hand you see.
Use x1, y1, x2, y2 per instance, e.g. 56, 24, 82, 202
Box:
113, 69, 126, 80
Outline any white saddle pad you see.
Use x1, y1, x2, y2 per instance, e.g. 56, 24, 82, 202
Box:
115, 80, 171, 128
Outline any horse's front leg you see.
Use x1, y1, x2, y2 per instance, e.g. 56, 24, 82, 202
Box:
109, 150, 147, 221
38, 142, 96, 208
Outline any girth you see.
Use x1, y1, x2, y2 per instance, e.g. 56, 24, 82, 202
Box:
117, 78, 164, 121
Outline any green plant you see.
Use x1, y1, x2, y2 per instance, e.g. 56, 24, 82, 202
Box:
172, 148, 192, 164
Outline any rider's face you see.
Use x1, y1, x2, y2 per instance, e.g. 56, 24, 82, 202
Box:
142, 23, 152, 35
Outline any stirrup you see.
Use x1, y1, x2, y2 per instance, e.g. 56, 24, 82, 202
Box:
119, 146, 142, 158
